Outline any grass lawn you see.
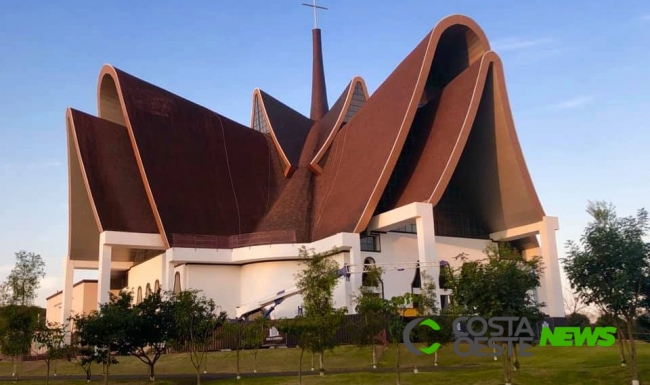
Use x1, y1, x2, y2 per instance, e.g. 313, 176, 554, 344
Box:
1, 341, 648, 384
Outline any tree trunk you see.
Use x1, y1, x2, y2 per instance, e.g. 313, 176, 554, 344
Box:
434, 350, 438, 366
104, 359, 110, 385
319, 352, 324, 376
196, 368, 202, 385
626, 319, 639, 384
395, 342, 401, 385
253, 351, 258, 373
46, 361, 51, 385
236, 348, 241, 379
149, 362, 155, 381
502, 343, 512, 385
15, 355, 21, 382
311, 351, 314, 371
513, 343, 519, 372
617, 328, 628, 366
299, 348, 305, 385
372, 346, 377, 369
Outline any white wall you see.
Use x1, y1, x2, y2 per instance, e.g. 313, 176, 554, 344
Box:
239, 260, 304, 319
352, 233, 492, 301
166, 232, 494, 318
127, 253, 164, 301
435, 236, 493, 267
177, 264, 242, 318
358, 232, 420, 300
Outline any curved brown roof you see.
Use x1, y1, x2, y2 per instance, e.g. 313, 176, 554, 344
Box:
66, 14, 547, 250
391, 51, 545, 232
311, 15, 544, 239
67, 108, 158, 234
309, 76, 369, 174
251, 89, 314, 177
97, 66, 285, 246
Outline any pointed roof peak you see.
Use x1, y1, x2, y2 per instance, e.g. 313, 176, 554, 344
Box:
310, 28, 329, 120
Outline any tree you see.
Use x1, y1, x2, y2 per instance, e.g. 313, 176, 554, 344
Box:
72, 292, 132, 385
4, 251, 46, 306
224, 319, 247, 380
167, 289, 227, 385
294, 246, 346, 375
384, 293, 413, 385
33, 321, 67, 385
414, 271, 454, 368
0, 282, 12, 306
566, 312, 590, 329
129, 290, 174, 381
352, 265, 388, 369
278, 316, 317, 385
443, 243, 545, 385
563, 201, 650, 385
563, 287, 589, 316
65, 345, 103, 382
0, 305, 41, 381
243, 316, 267, 373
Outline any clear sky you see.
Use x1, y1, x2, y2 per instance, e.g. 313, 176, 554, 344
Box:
0, 1, 648, 307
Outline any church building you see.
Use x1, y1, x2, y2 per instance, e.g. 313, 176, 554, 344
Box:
50, 14, 565, 328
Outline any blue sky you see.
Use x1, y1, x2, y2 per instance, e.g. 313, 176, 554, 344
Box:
0, 1, 648, 307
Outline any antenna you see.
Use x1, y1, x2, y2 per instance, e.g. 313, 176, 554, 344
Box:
302, 0, 328, 29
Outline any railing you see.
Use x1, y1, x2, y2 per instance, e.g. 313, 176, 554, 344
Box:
171, 234, 230, 249
171, 230, 296, 249
229, 230, 296, 248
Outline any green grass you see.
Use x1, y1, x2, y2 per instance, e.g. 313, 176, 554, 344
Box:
1, 342, 648, 384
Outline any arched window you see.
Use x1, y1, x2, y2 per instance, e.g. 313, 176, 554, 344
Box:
439, 261, 450, 290
137, 287, 142, 304
173, 272, 181, 294
362, 257, 377, 287
154, 280, 160, 293
145, 283, 152, 297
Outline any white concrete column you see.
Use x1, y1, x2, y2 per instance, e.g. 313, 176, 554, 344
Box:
345, 233, 363, 314
97, 242, 112, 305
163, 250, 175, 292
415, 204, 440, 309
61, 257, 74, 343
539, 216, 564, 317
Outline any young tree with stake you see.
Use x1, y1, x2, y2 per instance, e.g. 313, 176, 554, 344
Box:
168, 290, 227, 385
563, 201, 650, 385
33, 321, 67, 385
294, 246, 346, 375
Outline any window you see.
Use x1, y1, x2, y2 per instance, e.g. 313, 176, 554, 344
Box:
154, 280, 160, 293
343, 82, 366, 123
137, 287, 142, 304
173, 272, 181, 294
439, 261, 451, 290
360, 234, 380, 252
145, 283, 152, 297
252, 97, 269, 134
362, 257, 377, 287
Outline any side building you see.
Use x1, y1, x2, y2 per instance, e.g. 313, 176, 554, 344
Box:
51, 14, 565, 330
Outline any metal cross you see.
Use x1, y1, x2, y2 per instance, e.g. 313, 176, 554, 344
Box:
302, 0, 328, 29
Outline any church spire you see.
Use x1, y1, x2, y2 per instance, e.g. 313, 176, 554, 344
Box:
302, 1, 329, 120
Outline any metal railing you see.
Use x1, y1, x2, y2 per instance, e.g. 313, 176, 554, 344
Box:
171, 230, 296, 249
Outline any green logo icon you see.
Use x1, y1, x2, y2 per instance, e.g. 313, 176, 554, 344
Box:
404, 317, 440, 355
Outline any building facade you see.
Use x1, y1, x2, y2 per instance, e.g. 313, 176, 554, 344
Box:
50, 14, 565, 330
